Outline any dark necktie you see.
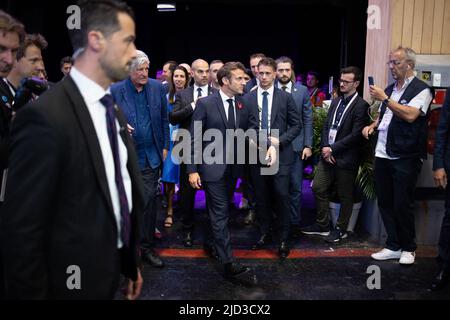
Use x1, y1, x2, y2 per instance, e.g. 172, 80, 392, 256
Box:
261, 91, 269, 130
282, 86, 288, 92
100, 94, 131, 248
227, 98, 235, 129
197, 87, 203, 98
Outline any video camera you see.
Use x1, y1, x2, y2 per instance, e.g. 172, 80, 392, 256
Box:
13, 77, 48, 111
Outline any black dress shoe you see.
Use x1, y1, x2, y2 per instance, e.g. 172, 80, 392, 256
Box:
430, 267, 449, 291
251, 234, 272, 250
203, 242, 220, 261
143, 249, 165, 268
244, 210, 256, 225
278, 241, 290, 259
223, 263, 257, 286
182, 230, 193, 247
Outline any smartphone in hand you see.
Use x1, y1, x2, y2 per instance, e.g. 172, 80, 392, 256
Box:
368, 76, 374, 86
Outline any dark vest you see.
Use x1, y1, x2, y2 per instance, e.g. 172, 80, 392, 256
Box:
378, 77, 434, 159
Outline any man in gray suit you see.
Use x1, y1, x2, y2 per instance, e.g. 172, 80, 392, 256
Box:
275, 56, 313, 237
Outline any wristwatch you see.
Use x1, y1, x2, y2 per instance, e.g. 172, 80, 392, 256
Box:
383, 97, 390, 105
304, 145, 312, 149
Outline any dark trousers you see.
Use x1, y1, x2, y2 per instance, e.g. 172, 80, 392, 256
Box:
439, 185, 450, 263
374, 157, 422, 252
203, 170, 236, 265
140, 166, 161, 249
312, 160, 357, 230
179, 163, 197, 231
289, 153, 305, 225
250, 165, 291, 242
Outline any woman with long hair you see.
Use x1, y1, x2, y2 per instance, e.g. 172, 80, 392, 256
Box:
161, 65, 189, 228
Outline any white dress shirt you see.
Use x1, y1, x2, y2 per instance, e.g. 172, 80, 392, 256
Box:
277, 81, 293, 93
192, 84, 209, 109
70, 67, 133, 249
375, 76, 433, 160
257, 85, 275, 131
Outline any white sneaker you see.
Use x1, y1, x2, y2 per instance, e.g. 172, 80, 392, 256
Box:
399, 251, 415, 265
371, 248, 402, 260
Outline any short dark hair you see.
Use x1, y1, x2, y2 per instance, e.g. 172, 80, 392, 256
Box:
60, 56, 74, 68
257, 57, 277, 71
307, 70, 320, 80
250, 53, 266, 60
340, 66, 362, 82
16, 33, 48, 60
0, 10, 25, 43
217, 61, 246, 86
163, 60, 177, 68
275, 56, 294, 69
68, 0, 134, 56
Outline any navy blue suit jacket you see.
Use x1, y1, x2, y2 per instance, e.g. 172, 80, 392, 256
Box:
186, 91, 258, 182
275, 81, 313, 152
111, 78, 170, 162
433, 87, 450, 171
242, 87, 302, 170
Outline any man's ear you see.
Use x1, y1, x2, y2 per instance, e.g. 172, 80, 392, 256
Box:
87, 31, 105, 52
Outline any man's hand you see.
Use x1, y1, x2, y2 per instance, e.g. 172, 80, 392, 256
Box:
321, 147, 332, 160
326, 155, 336, 165
266, 146, 277, 166
269, 136, 280, 148
434, 168, 448, 189
127, 124, 135, 135
362, 125, 374, 140
369, 85, 388, 102
125, 268, 143, 300
189, 173, 202, 189
163, 149, 168, 162
302, 147, 312, 160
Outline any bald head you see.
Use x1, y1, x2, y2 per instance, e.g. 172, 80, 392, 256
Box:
191, 59, 209, 86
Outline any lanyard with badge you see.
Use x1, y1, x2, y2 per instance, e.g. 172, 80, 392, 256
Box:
328, 93, 358, 145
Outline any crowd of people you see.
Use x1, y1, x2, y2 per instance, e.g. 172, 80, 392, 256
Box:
0, 0, 449, 299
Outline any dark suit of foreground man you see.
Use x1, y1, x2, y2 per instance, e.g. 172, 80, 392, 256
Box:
431, 87, 450, 291
0, 0, 144, 299
187, 62, 258, 281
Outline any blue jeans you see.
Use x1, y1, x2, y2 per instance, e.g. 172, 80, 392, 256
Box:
140, 166, 161, 248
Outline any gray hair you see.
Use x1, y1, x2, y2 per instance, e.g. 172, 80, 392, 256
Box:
394, 46, 417, 69
130, 50, 150, 71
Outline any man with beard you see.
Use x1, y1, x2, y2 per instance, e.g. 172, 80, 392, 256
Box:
0, 0, 144, 299
275, 56, 313, 238
363, 46, 433, 265
111, 50, 169, 269
302, 66, 369, 243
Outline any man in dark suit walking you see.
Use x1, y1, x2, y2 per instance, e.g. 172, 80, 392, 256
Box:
169, 59, 217, 248
0, 0, 144, 299
187, 62, 258, 281
431, 87, 450, 291
275, 56, 313, 237
302, 66, 369, 243
243, 57, 301, 259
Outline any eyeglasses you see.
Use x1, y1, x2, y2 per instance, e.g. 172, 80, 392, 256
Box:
339, 79, 355, 85
386, 60, 403, 66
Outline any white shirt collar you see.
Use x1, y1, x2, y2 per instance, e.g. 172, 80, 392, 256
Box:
277, 81, 292, 92
394, 75, 415, 92
219, 89, 234, 104
70, 66, 110, 104
194, 83, 209, 93
258, 85, 274, 96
